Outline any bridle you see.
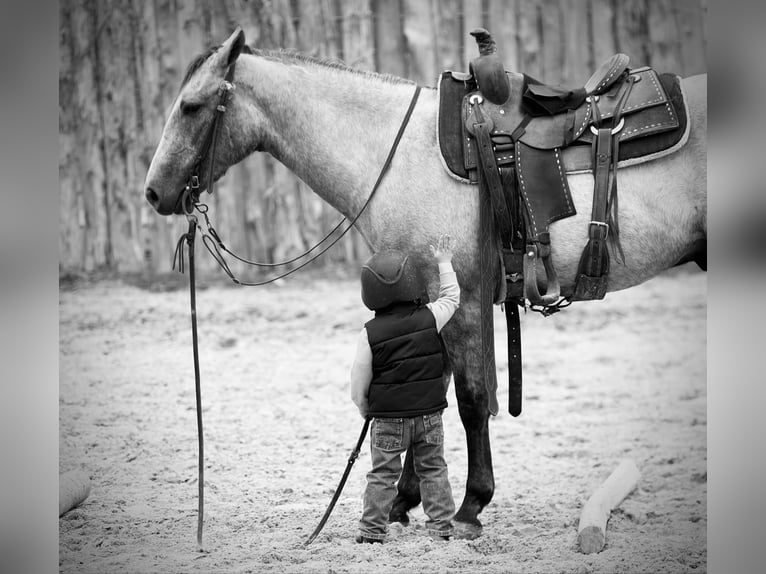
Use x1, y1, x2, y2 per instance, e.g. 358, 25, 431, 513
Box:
177, 63, 237, 215
175, 62, 422, 286
171, 63, 421, 547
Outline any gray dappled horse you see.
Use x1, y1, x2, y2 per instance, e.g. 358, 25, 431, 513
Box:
144, 28, 706, 539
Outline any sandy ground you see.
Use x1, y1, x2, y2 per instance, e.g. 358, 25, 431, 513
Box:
59, 264, 706, 573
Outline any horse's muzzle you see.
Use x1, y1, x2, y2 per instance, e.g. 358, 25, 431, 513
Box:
145, 187, 182, 216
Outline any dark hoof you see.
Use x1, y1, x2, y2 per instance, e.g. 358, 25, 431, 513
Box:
388, 508, 410, 526
453, 521, 483, 540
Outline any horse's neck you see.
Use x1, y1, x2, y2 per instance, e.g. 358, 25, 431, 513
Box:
235, 55, 419, 218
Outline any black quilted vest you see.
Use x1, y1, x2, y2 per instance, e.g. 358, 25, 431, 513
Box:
364, 303, 447, 418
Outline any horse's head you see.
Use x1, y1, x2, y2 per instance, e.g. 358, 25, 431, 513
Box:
144, 27, 253, 215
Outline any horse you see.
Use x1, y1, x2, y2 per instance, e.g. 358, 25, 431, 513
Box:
144, 27, 707, 539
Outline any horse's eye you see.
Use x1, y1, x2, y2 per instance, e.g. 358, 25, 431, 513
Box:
180, 101, 202, 116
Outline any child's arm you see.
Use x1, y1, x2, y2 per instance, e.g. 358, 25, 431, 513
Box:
349, 328, 373, 417
426, 235, 461, 332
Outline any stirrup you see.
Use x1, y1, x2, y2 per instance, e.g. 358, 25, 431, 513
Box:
523, 241, 561, 306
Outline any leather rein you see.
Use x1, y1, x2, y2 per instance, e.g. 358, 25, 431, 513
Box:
171, 64, 421, 546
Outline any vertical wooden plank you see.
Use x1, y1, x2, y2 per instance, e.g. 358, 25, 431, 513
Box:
516, 0, 543, 80
590, 0, 617, 67
341, 0, 374, 70
676, 0, 706, 75
646, 0, 682, 72
488, 0, 520, 72
59, 0, 82, 272
295, 0, 325, 52
372, 0, 407, 76
614, 0, 651, 66
433, 0, 462, 73
402, 0, 437, 85
95, 0, 132, 271
673, 0, 706, 75
540, 0, 565, 83
139, 0, 173, 275
558, 0, 590, 85
83, 0, 114, 271
320, 0, 343, 57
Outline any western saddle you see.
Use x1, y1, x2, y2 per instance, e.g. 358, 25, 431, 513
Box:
438, 28, 688, 416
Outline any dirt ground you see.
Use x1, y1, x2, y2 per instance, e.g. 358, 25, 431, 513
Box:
59, 264, 706, 573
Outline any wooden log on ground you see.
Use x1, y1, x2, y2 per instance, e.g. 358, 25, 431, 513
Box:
577, 458, 640, 554
59, 470, 91, 517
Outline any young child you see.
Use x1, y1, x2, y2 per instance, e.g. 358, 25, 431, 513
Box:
350, 234, 460, 543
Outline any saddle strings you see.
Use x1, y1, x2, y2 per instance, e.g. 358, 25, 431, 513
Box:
183, 84, 422, 286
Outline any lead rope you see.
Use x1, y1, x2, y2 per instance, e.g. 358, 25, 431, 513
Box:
173, 216, 204, 549
172, 84, 421, 548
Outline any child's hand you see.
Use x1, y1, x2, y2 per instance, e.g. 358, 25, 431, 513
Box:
429, 234, 453, 264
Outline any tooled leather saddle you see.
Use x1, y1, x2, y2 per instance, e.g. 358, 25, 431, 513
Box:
438, 28, 690, 417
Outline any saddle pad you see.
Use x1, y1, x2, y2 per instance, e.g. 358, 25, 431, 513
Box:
437, 71, 477, 182
437, 70, 686, 182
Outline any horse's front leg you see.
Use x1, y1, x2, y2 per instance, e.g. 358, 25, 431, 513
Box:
388, 447, 420, 525
389, 345, 454, 524
443, 296, 494, 539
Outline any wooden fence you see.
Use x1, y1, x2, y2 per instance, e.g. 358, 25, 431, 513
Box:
59, 0, 706, 278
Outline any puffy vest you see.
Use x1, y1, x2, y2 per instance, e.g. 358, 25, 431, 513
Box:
364, 303, 447, 418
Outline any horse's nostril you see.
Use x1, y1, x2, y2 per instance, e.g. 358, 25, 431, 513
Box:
145, 187, 159, 206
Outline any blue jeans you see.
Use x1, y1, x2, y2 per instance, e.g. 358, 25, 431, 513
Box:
359, 412, 455, 540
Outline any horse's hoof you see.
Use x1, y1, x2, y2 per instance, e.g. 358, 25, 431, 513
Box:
453, 521, 483, 540
388, 510, 410, 526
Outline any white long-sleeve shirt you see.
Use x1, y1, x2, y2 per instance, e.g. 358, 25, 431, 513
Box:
350, 262, 460, 417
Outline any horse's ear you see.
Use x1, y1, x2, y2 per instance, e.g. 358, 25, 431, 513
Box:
219, 27, 246, 69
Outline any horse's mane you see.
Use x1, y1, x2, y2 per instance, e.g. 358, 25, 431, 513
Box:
251, 48, 414, 86
182, 43, 413, 87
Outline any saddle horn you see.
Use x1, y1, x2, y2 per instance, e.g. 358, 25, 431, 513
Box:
469, 28, 510, 105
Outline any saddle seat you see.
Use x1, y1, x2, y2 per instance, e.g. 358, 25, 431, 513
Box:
519, 52, 631, 116
470, 27, 628, 108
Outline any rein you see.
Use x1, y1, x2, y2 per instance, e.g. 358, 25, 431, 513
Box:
173, 79, 421, 547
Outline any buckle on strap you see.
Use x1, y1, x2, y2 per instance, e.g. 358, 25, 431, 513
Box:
588, 221, 609, 239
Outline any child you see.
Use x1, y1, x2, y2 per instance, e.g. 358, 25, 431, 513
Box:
350, 235, 460, 543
